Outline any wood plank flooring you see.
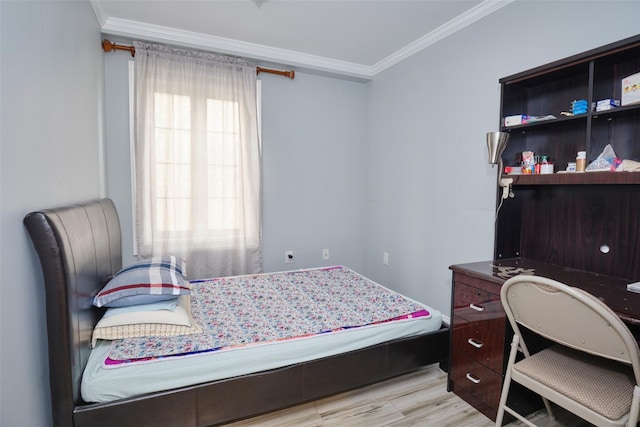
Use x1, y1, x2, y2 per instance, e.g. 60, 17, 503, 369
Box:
225, 364, 591, 427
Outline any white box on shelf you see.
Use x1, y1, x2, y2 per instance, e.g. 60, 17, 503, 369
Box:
596, 104, 617, 111
504, 115, 528, 127
596, 99, 620, 111
621, 72, 640, 106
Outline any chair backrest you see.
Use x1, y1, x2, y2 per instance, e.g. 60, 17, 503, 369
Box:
501, 275, 640, 383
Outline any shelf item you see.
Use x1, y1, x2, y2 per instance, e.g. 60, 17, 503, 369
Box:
622, 71, 640, 106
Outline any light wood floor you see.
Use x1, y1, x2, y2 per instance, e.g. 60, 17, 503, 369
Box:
225, 364, 591, 427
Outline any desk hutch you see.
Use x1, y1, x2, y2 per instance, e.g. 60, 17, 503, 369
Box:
448, 34, 640, 422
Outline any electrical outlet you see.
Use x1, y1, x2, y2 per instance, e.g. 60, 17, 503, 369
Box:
383, 252, 389, 265
285, 250, 294, 264
322, 249, 330, 260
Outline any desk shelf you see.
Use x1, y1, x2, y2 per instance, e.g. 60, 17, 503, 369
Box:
495, 33, 640, 280
507, 171, 640, 185
499, 34, 640, 186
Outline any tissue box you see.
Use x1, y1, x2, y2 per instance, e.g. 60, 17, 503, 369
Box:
622, 72, 640, 106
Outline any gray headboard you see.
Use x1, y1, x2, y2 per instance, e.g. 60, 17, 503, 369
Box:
24, 198, 121, 427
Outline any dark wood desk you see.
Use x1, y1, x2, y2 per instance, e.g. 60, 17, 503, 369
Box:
448, 257, 640, 421
451, 257, 640, 326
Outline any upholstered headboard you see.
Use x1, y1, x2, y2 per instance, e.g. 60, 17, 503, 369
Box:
24, 198, 121, 427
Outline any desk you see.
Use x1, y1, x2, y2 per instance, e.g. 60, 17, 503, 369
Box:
448, 258, 640, 421
451, 258, 640, 326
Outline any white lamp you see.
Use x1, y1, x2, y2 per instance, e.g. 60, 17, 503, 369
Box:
486, 131, 513, 199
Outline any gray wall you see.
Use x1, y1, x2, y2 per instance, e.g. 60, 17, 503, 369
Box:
0, 1, 104, 426
363, 0, 640, 315
260, 72, 367, 272
2, 1, 640, 426
103, 56, 368, 273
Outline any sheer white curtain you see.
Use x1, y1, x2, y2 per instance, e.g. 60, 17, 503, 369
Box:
133, 41, 262, 279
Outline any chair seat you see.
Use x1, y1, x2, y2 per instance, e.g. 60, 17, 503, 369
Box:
513, 344, 635, 421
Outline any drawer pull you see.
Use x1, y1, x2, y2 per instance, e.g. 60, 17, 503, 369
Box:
465, 373, 481, 384
467, 338, 484, 348
469, 303, 485, 312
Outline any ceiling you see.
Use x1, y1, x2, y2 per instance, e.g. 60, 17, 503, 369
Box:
92, 0, 512, 80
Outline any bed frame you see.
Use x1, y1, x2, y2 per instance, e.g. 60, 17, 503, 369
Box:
24, 198, 449, 427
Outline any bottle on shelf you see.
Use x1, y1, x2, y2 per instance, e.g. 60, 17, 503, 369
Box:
576, 151, 586, 172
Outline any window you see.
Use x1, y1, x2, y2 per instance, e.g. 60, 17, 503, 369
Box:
151, 94, 243, 241
133, 41, 262, 278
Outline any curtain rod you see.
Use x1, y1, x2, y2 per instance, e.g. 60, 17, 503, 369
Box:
101, 39, 295, 79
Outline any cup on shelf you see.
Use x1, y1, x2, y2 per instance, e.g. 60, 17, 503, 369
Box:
540, 163, 554, 174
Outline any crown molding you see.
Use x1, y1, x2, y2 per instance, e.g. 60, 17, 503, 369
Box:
372, 0, 513, 75
100, 17, 374, 80
96, 0, 512, 80
90, 0, 107, 27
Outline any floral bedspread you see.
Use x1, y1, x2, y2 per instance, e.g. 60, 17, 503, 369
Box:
105, 266, 430, 365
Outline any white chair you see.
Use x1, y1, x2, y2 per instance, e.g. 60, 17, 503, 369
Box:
495, 275, 640, 427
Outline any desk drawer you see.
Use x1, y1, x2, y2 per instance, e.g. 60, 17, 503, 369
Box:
452, 317, 504, 373
453, 282, 505, 334
450, 350, 503, 421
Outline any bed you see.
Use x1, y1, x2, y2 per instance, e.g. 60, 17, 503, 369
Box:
24, 198, 449, 427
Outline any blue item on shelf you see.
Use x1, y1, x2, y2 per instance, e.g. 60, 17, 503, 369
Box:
571, 99, 588, 115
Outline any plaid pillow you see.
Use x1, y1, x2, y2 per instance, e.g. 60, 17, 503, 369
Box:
93, 256, 189, 308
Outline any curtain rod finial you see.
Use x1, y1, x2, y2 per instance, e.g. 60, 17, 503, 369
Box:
102, 39, 115, 53
102, 38, 135, 57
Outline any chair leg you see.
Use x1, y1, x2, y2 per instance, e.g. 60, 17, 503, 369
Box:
627, 385, 640, 426
495, 335, 520, 426
540, 396, 555, 421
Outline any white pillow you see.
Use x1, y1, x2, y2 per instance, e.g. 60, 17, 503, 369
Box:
91, 296, 199, 346
101, 299, 179, 319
